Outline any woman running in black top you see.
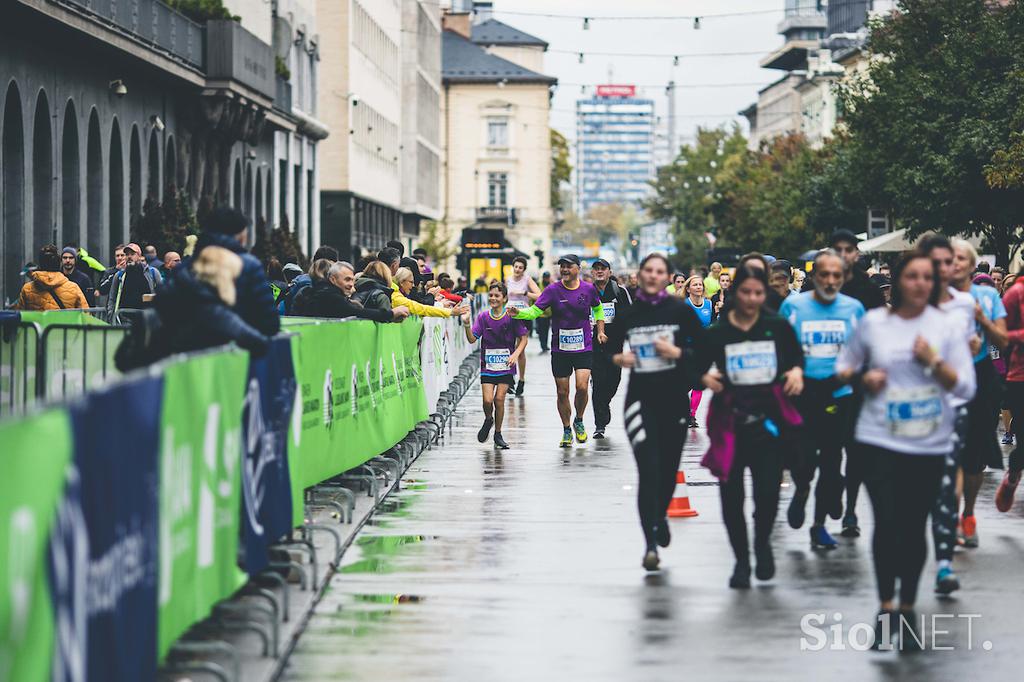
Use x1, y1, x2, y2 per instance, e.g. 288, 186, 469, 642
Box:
696, 264, 805, 588
609, 254, 705, 571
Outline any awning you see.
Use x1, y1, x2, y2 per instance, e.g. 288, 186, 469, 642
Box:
858, 229, 984, 253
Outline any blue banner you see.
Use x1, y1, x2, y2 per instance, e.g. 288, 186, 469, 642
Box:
240, 337, 297, 575
51, 376, 163, 682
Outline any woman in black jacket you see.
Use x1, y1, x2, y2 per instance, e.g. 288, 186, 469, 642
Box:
352, 261, 395, 313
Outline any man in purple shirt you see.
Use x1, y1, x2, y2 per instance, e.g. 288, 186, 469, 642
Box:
516, 254, 606, 447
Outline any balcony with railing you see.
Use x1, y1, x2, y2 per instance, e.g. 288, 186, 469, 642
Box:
54, 0, 205, 70
476, 206, 518, 225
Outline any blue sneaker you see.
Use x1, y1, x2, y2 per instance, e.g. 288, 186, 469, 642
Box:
810, 525, 838, 549
935, 566, 961, 594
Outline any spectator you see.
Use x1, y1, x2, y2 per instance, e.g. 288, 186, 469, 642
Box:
60, 247, 96, 305
190, 207, 280, 336
266, 257, 287, 303
437, 274, 463, 304
378, 247, 402, 277
14, 245, 89, 310
282, 245, 338, 314
386, 240, 405, 257
161, 251, 181, 279
353, 261, 396, 313
413, 248, 432, 276
455, 276, 470, 297
306, 261, 411, 322
105, 243, 162, 314
392, 267, 466, 318
291, 258, 333, 316
98, 244, 127, 297
283, 262, 303, 284
117, 246, 270, 370
143, 244, 163, 269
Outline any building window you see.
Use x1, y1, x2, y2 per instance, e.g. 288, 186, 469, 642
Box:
487, 172, 508, 207
867, 208, 890, 238
487, 119, 508, 148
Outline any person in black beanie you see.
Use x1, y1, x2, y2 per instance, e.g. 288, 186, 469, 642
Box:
188, 206, 280, 336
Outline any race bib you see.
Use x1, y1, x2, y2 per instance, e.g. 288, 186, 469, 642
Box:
506, 300, 528, 312
724, 340, 777, 386
559, 328, 585, 352
629, 328, 676, 374
886, 385, 942, 438
800, 320, 846, 358
484, 348, 511, 373
601, 302, 616, 324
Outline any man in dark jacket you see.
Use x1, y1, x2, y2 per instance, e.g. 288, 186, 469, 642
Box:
61, 247, 96, 305
307, 262, 410, 322
282, 245, 338, 314
191, 207, 280, 336
591, 259, 633, 438
829, 229, 886, 310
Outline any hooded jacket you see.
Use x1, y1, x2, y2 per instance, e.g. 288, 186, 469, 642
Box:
391, 283, 451, 318
16, 271, 89, 311
305, 280, 393, 323
353, 276, 394, 313
188, 231, 280, 336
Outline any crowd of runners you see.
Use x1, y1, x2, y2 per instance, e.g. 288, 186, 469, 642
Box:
462, 228, 1024, 651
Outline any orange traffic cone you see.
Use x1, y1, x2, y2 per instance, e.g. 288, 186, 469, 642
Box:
667, 469, 699, 518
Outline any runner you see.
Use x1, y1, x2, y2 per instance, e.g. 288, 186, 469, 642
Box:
514, 254, 605, 447
608, 253, 703, 570
462, 282, 528, 450
998, 274, 1024, 511
505, 256, 541, 396
711, 270, 731, 322
591, 258, 633, 439
779, 250, 865, 549
836, 250, 975, 649
683, 275, 713, 427
696, 264, 805, 589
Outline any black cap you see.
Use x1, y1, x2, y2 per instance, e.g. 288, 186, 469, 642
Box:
201, 207, 250, 235
591, 258, 610, 269
829, 229, 859, 248
557, 254, 581, 266
869, 273, 891, 288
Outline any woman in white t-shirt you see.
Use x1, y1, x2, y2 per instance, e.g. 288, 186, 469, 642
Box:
836, 250, 975, 651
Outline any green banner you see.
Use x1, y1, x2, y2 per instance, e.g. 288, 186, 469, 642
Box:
0, 408, 73, 681
288, 319, 427, 505
25, 310, 124, 403
157, 349, 249, 660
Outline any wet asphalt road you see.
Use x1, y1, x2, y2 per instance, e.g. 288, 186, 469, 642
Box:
283, 348, 1024, 681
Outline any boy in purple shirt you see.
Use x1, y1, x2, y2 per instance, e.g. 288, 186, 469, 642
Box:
463, 282, 528, 449
516, 254, 606, 446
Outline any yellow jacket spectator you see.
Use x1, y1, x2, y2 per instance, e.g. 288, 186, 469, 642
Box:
15, 245, 90, 311
391, 267, 452, 317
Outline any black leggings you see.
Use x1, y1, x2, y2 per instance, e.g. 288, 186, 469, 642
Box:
794, 391, 851, 525
625, 395, 687, 546
592, 353, 623, 430
720, 424, 784, 565
861, 443, 945, 604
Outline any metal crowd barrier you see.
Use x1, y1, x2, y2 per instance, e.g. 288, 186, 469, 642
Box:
38, 322, 130, 401
0, 320, 41, 418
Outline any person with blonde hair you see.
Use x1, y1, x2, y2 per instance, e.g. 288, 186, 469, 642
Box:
392, 267, 468, 318
353, 261, 396, 313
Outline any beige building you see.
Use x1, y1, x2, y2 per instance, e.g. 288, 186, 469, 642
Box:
439, 4, 557, 280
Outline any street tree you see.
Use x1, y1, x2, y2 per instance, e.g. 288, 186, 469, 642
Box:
550, 129, 572, 211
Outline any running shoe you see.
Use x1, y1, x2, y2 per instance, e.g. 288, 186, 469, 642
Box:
809, 525, 838, 550
493, 432, 510, 450
1002, 432, 1015, 445
559, 428, 573, 448
961, 514, 979, 548
841, 513, 860, 538
593, 428, 606, 439
729, 563, 751, 589
642, 548, 660, 572
996, 470, 1021, 512
515, 379, 525, 397
477, 418, 494, 443
935, 566, 961, 595
573, 418, 588, 443
655, 518, 671, 548
687, 415, 699, 429
787, 489, 809, 529
754, 542, 775, 581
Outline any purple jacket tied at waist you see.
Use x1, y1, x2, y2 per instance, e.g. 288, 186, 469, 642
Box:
701, 384, 803, 482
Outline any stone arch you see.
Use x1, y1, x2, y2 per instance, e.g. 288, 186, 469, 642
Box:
109, 118, 124, 253
164, 134, 176, 193
2, 81, 25, 304
147, 127, 160, 201
129, 125, 142, 224
32, 89, 53, 251
86, 108, 103, 257
61, 100, 80, 247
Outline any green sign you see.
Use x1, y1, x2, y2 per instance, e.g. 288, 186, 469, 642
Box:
157, 349, 249, 660
0, 408, 73, 681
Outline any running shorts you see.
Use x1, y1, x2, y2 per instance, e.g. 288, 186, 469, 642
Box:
961, 357, 1003, 474
551, 351, 593, 378
481, 374, 515, 386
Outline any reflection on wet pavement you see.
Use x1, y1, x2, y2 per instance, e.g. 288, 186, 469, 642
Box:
283, 349, 1023, 681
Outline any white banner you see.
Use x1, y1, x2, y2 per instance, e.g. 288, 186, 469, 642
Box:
420, 306, 478, 411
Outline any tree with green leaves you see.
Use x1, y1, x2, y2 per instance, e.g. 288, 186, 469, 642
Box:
417, 220, 458, 266
836, 0, 1024, 264
550, 129, 572, 211
130, 187, 198, 256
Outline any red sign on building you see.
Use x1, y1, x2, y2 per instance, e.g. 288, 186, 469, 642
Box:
596, 84, 636, 98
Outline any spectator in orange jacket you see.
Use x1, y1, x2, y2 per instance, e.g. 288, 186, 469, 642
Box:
15, 245, 90, 311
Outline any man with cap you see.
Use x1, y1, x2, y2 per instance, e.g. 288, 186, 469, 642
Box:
188, 207, 280, 336
590, 258, 633, 438
105, 243, 162, 315
60, 246, 96, 305
514, 254, 606, 447
829, 229, 886, 310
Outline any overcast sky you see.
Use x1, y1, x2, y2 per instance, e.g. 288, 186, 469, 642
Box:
487, 0, 785, 148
